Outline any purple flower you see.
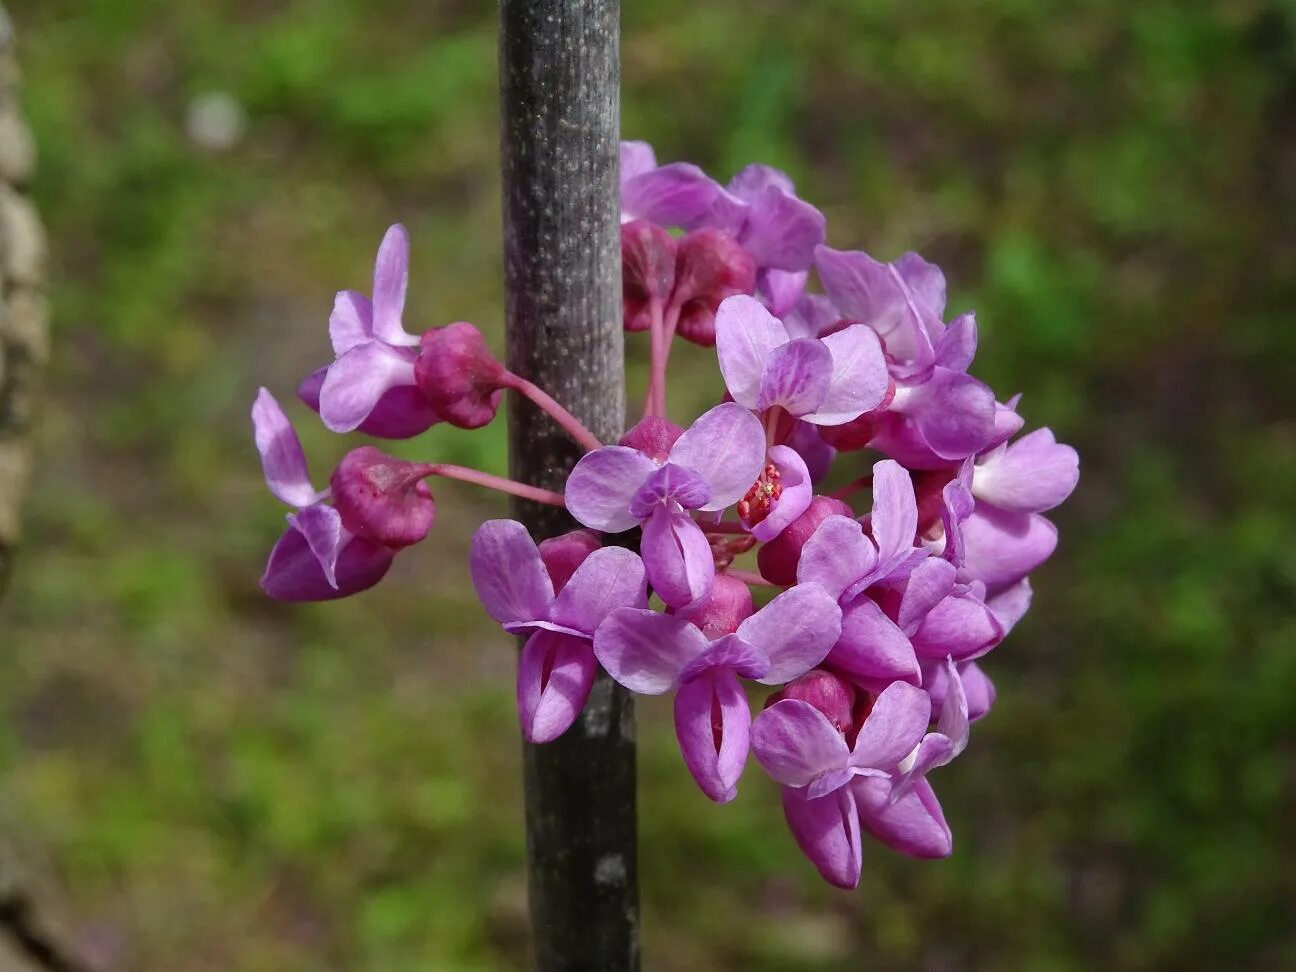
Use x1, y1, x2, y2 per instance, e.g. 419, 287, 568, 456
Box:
620, 141, 746, 233
252, 389, 394, 601
470, 520, 648, 744
751, 681, 931, 888
315, 224, 439, 435
564, 403, 766, 607
724, 164, 827, 273
972, 427, 1080, 513
595, 583, 842, 802
716, 294, 889, 427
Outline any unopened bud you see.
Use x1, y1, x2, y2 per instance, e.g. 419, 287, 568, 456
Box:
414, 322, 507, 429
671, 572, 753, 639
619, 415, 684, 462
671, 229, 756, 346
538, 529, 603, 591
765, 669, 857, 734
622, 219, 677, 332
330, 446, 436, 548
757, 495, 854, 586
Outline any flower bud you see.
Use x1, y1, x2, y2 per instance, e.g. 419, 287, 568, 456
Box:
671, 572, 753, 639
764, 669, 856, 733
329, 446, 436, 548
621, 219, 677, 332
538, 529, 603, 591
756, 495, 854, 586
414, 322, 507, 429
619, 415, 684, 462
815, 381, 895, 452
671, 229, 756, 346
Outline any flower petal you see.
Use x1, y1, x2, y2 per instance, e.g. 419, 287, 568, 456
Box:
796, 515, 876, 602
802, 325, 889, 426
829, 598, 920, 683
286, 504, 345, 589
895, 557, 957, 633
986, 577, 1033, 636
781, 785, 863, 889
755, 338, 833, 416
319, 342, 418, 434
620, 140, 657, 182
517, 631, 597, 744
714, 294, 790, 409
751, 699, 850, 787
910, 588, 1004, 661
629, 462, 712, 519
469, 519, 554, 627
737, 584, 842, 685
958, 507, 1058, 594
564, 446, 657, 532
850, 681, 931, 771
734, 178, 826, 271
667, 402, 767, 512
854, 776, 952, 859
674, 668, 752, 803
679, 634, 770, 684
869, 459, 919, 568
260, 523, 392, 602
641, 505, 715, 608
252, 388, 316, 508
593, 607, 711, 694
329, 290, 374, 355
934, 311, 977, 372
549, 546, 648, 635
621, 163, 744, 232
973, 427, 1080, 513
371, 224, 417, 346
747, 445, 812, 542
896, 368, 998, 461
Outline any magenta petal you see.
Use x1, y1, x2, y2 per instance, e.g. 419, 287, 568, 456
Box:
252, 388, 316, 508
299, 369, 440, 439
854, 777, 952, 859
958, 506, 1058, 593
869, 459, 919, 567
896, 557, 957, 632
668, 403, 769, 511
329, 289, 374, 355
517, 631, 597, 744
641, 505, 714, 608
714, 294, 790, 409
620, 140, 657, 182
622, 163, 744, 232
736, 182, 827, 271
894, 252, 947, 319
934, 312, 977, 372
899, 368, 998, 460
960, 662, 996, 721
679, 634, 770, 683
781, 785, 863, 889
629, 463, 712, 519
286, 505, 345, 589
593, 607, 711, 694
756, 338, 833, 415
737, 584, 842, 685
319, 342, 418, 433
370, 224, 416, 346
674, 668, 752, 803
830, 598, 920, 683
803, 325, 889, 426
935, 656, 970, 756
986, 578, 1033, 636
910, 588, 1004, 661
549, 546, 648, 635
850, 681, 930, 771
751, 699, 850, 787
797, 515, 876, 601
469, 519, 554, 627
564, 446, 657, 533
748, 445, 812, 542
759, 268, 809, 318
973, 427, 1080, 513
260, 525, 393, 602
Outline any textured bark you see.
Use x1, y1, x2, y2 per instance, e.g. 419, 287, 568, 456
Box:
499, 1, 637, 969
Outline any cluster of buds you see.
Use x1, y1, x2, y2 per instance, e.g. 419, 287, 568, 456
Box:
251, 142, 1078, 889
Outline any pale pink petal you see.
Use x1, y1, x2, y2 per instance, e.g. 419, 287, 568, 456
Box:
678, 634, 770, 684
328, 290, 374, 355
755, 338, 833, 415
714, 294, 790, 409
802, 325, 889, 426
548, 546, 648, 636
796, 515, 876, 602
973, 427, 1080, 513
667, 403, 767, 511
829, 598, 920, 684
850, 681, 931, 771
469, 519, 554, 626
958, 507, 1058, 593
854, 776, 952, 859
737, 584, 842, 685
986, 578, 1032, 636
593, 607, 711, 694
910, 588, 1004, 661
869, 459, 919, 567
517, 631, 597, 744
319, 342, 418, 433
751, 699, 850, 787
781, 785, 863, 889
896, 557, 957, 633
674, 668, 752, 803
934, 311, 977, 372
564, 446, 657, 532
371, 224, 417, 346
619, 140, 657, 182
252, 388, 316, 508
747, 445, 812, 542
641, 505, 715, 608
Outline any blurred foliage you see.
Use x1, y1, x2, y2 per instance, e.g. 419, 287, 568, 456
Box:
1, 0, 1294, 969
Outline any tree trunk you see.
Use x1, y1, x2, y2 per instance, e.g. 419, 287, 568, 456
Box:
498, 2, 638, 969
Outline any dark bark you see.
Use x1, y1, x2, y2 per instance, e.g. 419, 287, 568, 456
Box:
499, 2, 637, 969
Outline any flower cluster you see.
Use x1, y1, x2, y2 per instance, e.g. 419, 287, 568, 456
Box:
251, 143, 1078, 889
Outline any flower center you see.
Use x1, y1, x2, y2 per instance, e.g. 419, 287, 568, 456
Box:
737, 462, 783, 525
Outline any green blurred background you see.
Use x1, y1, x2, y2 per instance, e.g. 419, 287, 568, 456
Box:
2, 0, 1294, 969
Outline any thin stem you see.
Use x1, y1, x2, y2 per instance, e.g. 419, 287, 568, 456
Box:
829, 473, 874, 501
657, 301, 683, 386
643, 297, 666, 419
504, 373, 605, 453
723, 567, 777, 588
699, 519, 749, 535
425, 463, 566, 507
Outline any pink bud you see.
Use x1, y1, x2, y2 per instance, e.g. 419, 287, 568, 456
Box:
621, 219, 677, 332
757, 495, 854, 586
618, 415, 684, 462
414, 322, 507, 429
670, 572, 753, 639
329, 446, 436, 549
538, 529, 603, 591
764, 669, 857, 734
671, 229, 756, 346
816, 381, 895, 452
913, 468, 958, 537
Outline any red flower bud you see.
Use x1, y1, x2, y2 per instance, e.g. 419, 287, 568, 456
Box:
330, 446, 435, 548
756, 495, 854, 586
670, 572, 754, 639
671, 229, 756, 346
618, 415, 684, 462
765, 669, 857, 734
538, 529, 603, 591
622, 219, 677, 332
414, 322, 507, 429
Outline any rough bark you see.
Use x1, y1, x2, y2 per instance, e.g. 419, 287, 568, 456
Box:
499, 1, 638, 969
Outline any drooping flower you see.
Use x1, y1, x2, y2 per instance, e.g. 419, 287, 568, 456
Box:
252, 389, 394, 600
595, 583, 842, 802
470, 520, 648, 743
564, 403, 766, 607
